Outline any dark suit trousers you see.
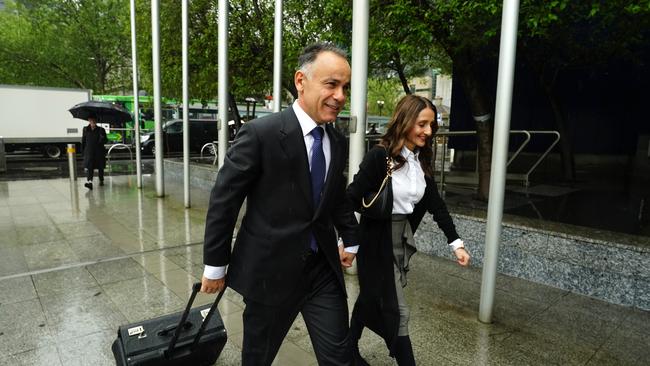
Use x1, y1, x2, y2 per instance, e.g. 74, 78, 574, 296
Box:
241, 251, 352, 366
86, 167, 104, 181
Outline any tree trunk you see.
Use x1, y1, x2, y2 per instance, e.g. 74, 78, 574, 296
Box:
285, 80, 298, 100
456, 55, 493, 201
397, 67, 411, 95
539, 77, 575, 181
393, 52, 411, 94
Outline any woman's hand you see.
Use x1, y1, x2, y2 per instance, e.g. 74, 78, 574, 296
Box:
454, 247, 470, 267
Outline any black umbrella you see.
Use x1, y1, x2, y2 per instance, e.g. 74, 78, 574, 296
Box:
69, 101, 133, 124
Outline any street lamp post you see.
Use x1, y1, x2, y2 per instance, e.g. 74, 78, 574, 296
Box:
244, 97, 257, 122
377, 100, 385, 116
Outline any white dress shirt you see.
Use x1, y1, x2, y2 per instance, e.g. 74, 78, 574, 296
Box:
390, 146, 464, 252
204, 101, 358, 280
391, 146, 427, 215
293, 101, 331, 177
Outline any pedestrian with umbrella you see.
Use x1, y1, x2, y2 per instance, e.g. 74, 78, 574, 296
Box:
81, 114, 107, 189
69, 101, 132, 189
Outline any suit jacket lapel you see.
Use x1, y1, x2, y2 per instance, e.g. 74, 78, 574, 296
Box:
278, 107, 313, 211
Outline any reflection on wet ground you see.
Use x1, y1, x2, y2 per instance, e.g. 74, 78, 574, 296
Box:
0, 157, 155, 181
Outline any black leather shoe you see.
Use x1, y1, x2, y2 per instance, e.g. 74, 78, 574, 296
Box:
84, 182, 93, 190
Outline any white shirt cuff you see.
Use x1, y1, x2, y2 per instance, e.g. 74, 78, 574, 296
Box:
203, 265, 227, 279
344, 245, 359, 254
448, 239, 465, 251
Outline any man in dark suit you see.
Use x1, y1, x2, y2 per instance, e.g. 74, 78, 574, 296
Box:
201, 43, 359, 365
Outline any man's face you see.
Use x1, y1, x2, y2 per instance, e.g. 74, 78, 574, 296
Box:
295, 51, 351, 124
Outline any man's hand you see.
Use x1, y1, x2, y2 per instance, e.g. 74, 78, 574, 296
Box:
201, 276, 226, 294
454, 247, 470, 267
338, 244, 356, 268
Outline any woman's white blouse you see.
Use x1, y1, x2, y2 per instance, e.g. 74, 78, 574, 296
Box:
391, 146, 426, 214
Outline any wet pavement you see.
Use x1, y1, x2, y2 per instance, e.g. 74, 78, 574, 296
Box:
0, 155, 153, 182
0, 168, 648, 365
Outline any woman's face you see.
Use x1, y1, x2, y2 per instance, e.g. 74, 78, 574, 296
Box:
405, 107, 435, 151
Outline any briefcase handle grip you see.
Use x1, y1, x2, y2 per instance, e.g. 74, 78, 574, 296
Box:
191, 284, 225, 350
166, 282, 225, 356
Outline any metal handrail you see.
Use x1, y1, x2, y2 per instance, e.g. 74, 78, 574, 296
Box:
200, 142, 218, 165
105, 143, 134, 175
106, 143, 133, 161
522, 131, 561, 178
433, 130, 560, 188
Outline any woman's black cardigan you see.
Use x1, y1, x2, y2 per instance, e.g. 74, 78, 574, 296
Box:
346, 145, 460, 354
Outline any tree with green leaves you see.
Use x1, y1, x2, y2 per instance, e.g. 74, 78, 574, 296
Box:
520, 0, 650, 181
403, 0, 503, 200
394, 0, 649, 199
0, 0, 131, 93
367, 0, 451, 94
134, 0, 351, 105
367, 77, 401, 116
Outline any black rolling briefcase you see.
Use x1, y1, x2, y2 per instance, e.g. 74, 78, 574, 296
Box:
112, 282, 227, 366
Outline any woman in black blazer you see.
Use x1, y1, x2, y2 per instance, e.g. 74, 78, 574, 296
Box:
346, 95, 471, 365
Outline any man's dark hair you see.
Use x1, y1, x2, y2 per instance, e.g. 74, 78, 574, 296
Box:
297, 42, 348, 77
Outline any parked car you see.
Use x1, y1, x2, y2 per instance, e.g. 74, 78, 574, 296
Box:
140, 119, 220, 155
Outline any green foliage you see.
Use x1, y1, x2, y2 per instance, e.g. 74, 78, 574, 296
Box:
0, 0, 131, 93
3, 0, 646, 111
367, 77, 401, 116
1, 0, 449, 104
368, 0, 450, 90
132, 0, 354, 103
519, 0, 650, 84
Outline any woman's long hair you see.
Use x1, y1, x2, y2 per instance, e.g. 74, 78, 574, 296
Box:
379, 95, 438, 177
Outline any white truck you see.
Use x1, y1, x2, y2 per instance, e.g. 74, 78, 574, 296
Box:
0, 84, 91, 158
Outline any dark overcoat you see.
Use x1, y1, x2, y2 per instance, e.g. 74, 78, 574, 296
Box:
81, 125, 107, 170
346, 145, 460, 354
203, 106, 358, 306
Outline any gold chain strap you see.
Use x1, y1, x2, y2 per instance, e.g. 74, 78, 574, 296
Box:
361, 157, 393, 208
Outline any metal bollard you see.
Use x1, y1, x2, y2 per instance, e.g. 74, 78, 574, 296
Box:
0, 137, 6, 173
67, 144, 77, 180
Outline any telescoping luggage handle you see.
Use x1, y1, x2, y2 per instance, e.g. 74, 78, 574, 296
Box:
166, 282, 225, 356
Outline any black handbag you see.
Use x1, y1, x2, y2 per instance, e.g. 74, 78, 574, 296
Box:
360, 157, 394, 219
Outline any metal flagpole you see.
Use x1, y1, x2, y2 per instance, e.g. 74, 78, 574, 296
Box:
348, 0, 369, 184
217, 0, 229, 169
129, 0, 142, 189
182, 0, 190, 208
345, 0, 369, 276
272, 0, 283, 113
479, 0, 520, 323
152, 0, 164, 197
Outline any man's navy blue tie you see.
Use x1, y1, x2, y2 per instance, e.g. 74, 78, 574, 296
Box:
309, 126, 325, 252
